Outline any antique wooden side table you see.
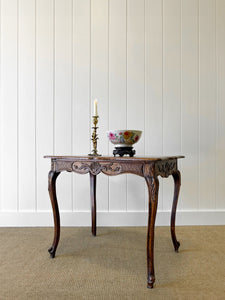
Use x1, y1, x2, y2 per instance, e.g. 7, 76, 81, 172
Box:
45, 155, 184, 288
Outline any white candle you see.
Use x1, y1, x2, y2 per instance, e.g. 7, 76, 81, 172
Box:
94, 99, 98, 116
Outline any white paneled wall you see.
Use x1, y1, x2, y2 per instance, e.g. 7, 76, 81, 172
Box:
0, 0, 225, 226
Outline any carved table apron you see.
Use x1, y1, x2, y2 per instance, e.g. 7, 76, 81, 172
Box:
45, 155, 184, 288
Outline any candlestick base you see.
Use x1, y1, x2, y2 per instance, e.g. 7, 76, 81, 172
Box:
88, 153, 102, 157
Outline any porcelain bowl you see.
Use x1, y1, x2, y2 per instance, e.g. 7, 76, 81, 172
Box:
107, 130, 142, 147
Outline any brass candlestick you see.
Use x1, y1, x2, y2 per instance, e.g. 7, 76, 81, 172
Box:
88, 115, 101, 156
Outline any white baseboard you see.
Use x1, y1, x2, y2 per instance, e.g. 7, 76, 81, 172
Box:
0, 210, 224, 227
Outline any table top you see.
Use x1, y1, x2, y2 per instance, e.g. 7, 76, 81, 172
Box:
44, 155, 184, 162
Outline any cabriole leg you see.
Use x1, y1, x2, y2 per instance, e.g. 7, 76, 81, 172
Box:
90, 173, 97, 236
145, 176, 159, 289
171, 170, 181, 252
48, 170, 60, 258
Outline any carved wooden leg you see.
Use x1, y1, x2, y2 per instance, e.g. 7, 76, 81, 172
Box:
145, 176, 159, 289
48, 170, 60, 258
90, 173, 97, 236
171, 170, 181, 252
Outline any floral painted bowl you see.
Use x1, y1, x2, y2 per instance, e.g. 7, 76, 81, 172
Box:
107, 130, 142, 147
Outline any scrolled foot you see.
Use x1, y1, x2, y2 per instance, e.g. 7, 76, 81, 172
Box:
174, 240, 180, 252
147, 275, 155, 289
48, 246, 56, 258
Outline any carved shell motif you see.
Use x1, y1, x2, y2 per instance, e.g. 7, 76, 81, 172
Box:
72, 161, 122, 176
155, 160, 177, 178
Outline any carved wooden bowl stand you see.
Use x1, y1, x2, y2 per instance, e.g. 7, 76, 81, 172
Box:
113, 146, 135, 157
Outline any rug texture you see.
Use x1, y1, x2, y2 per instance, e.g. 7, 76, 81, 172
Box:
0, 226, 224, 299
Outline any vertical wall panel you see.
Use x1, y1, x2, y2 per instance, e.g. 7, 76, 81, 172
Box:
0, 0, 1, 210
216, 0, 225, 209
73, 0, 91, 211
145, 0, 163, 210
91, 0, 109, 211
180, 0, 199, 210
163, 0, 181, 211
18, 0, 36, 211
199, 0, 216, 209
1, 0, 18, 211
108, 0, 127, 211
36, 0, 54, 211
127, 0, 145, 211
54, 0, 73, 211
0, 0, 224, 225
